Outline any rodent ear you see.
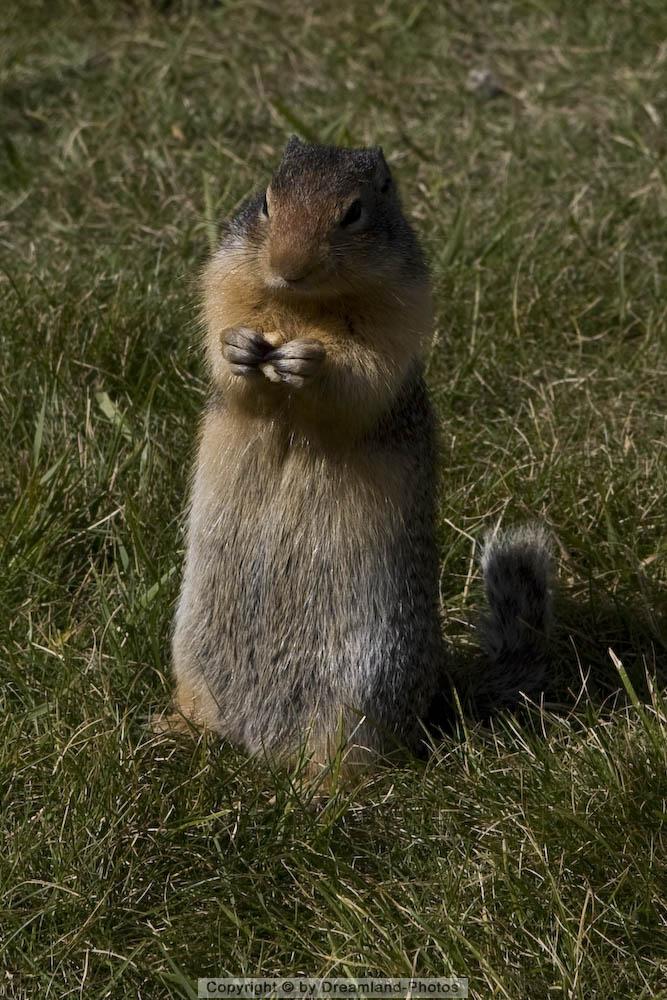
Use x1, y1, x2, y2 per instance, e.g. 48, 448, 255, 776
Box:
284, 134, 304, 154
372, 147, 393, 194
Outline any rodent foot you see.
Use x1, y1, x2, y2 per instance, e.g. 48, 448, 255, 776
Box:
260, 339, 326, 389
223, 327, 272, 377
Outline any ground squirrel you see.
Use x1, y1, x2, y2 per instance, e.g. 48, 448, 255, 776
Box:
166, 137, 552, 777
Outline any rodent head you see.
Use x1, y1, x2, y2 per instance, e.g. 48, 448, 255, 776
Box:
236, 136, 426, 299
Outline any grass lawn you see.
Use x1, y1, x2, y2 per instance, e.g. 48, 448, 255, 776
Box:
2, 0, 666, 996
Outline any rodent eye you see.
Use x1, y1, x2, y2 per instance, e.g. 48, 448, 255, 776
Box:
340, 199, 363, 228
261, 192, 269, 218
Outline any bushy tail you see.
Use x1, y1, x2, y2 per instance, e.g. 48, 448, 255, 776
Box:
475, 525, 554, 714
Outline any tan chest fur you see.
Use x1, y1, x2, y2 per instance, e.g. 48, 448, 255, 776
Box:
201, 243, 433, 396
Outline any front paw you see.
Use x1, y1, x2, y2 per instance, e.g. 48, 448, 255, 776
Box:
222, 327, 272, 377
261, 339, 326, 389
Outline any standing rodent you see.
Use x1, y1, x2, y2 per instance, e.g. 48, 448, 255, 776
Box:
165, 137, 553, 777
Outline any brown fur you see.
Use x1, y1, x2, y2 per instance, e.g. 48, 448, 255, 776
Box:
201, 243, 433, 444
168, 139, 442, 781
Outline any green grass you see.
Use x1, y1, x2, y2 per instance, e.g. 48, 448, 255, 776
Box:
2, 0, 667, 996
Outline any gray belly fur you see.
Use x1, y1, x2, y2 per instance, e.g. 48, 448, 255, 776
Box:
173, 381, 442, 758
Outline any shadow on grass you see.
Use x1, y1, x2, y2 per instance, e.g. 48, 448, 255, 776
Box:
428, 582, 667, 741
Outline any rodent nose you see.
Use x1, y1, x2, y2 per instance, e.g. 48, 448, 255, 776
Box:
280, 269, 310, 284
268, 243, 316, 286
268, 265, 315, 289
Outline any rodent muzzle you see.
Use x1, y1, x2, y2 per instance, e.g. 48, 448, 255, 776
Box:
277, 268, 313, 285
267, 239, 321, 289
266, 267, 319, 293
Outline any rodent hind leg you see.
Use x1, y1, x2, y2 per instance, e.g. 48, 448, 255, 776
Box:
152, 673, 222, 738
287, 711, 398, 790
